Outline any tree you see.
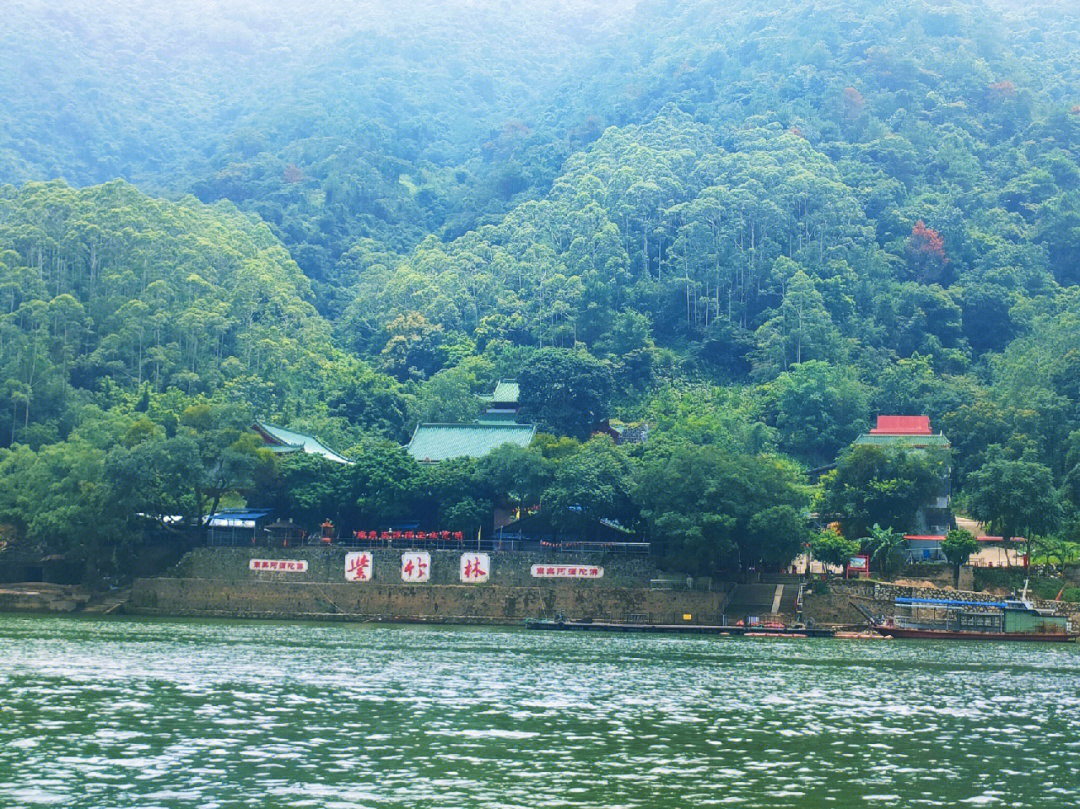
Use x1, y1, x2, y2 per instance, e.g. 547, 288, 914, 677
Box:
340, 438, 425, 529
105, 432, 202, 528
965, 457, 1063, 559
178, 403, 274, 522
744, 505, 810, 572
637, 442, 806, 575
817, 445, 947, 540
809, 529, 859, 578
261, 452, 349, 531
478, 443, 553, 517
906, 220, 949, 284
759, 361, 869, 467
941, 528, 978, 587
414, 367, 481, 424
752, 270, 843, 377
862, 523, 906, 577
543, 436, 635, 538
518, 348, 613, 439
379, 313, 449, 381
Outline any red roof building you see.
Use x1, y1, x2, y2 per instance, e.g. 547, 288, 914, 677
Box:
854, 415, 953, 538
870, 415, 933, 435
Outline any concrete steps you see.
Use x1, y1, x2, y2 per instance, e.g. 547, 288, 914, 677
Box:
83, 588, 131, 614
724, 581, 801, 618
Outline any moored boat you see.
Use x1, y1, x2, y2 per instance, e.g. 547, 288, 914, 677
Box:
872, 585, 1077, 643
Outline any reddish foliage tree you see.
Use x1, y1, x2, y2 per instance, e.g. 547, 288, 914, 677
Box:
842, 87, 865, 117
988, 81, 1016, 102
283, 163, 305, 184
906, 220, 949, 284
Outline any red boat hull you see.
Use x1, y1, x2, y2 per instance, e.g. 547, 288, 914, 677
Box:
874, 626, 1078, 643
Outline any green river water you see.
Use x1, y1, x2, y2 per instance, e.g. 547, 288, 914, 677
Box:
1, 615, 1078, 808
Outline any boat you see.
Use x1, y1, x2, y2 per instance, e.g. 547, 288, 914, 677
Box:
524, 619, 834, 637
872, 582, 1078, 643
834, 630, 889, 640
745, 631, 807, 638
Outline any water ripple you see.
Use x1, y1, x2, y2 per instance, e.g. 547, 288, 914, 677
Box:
0, 615, 1077, 808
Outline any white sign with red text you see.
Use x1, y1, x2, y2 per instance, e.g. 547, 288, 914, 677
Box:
345, 551, 373, 582
401, 552, 431, 583
530, 564, 603, 579
459, 553, 490, 583
250, 559, 308, 573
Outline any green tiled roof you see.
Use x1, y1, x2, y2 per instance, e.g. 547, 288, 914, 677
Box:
406, 422, 536, 462
491, 379, 519, 405
253, 421, 353, 465
477, 410, 519, 423
855, 433, 951, 448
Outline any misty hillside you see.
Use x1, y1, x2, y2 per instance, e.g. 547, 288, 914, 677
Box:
4, 0, 1080, 573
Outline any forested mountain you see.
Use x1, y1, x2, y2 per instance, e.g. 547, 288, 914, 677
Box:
4, 0, 1080, 579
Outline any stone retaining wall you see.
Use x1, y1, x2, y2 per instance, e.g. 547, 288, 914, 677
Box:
805, 579, 1080, 625
174, 547, 662, 589
130, 578, 727, 624
129, 547, 725, 625
848, 580, 1067, 611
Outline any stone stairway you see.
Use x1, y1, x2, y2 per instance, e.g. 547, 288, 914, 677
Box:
723, 578, 802, 620
83, 588, 131, 615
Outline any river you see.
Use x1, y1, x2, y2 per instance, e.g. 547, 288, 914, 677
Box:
1, 615, 1078, 808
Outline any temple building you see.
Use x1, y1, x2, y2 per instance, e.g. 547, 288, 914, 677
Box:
405, 422, 536, 463
477, 379, 520, 422
406, 380, 536, 462
854, 415, 950, 451
855, 414, 954, 551
595, 418, 650, 446
251, 421, 352, 465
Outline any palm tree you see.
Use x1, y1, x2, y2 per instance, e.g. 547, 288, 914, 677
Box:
862, 524, 906, 577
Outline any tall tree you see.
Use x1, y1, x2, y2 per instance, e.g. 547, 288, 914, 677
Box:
965, 457, 1062, 556
518, 348, 613, 440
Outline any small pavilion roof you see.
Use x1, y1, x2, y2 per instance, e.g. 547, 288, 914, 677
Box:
491, 379, 519, 405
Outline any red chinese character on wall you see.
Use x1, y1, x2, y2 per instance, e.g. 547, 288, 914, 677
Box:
463, 557, 486, 579
346, 552, 372, 582
403, 557, 428, 579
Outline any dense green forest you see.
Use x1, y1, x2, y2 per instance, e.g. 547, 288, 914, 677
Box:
4, 0, 1080, 581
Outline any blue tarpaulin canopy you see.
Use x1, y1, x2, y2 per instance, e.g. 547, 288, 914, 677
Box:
206, 509, 273, 528
896, 597, 1009, 609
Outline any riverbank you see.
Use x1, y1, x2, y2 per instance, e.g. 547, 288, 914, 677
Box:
0, 582, 129, 615
9, 546, 1079, 630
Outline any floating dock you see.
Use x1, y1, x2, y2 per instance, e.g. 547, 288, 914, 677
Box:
526, 620, 834, 638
